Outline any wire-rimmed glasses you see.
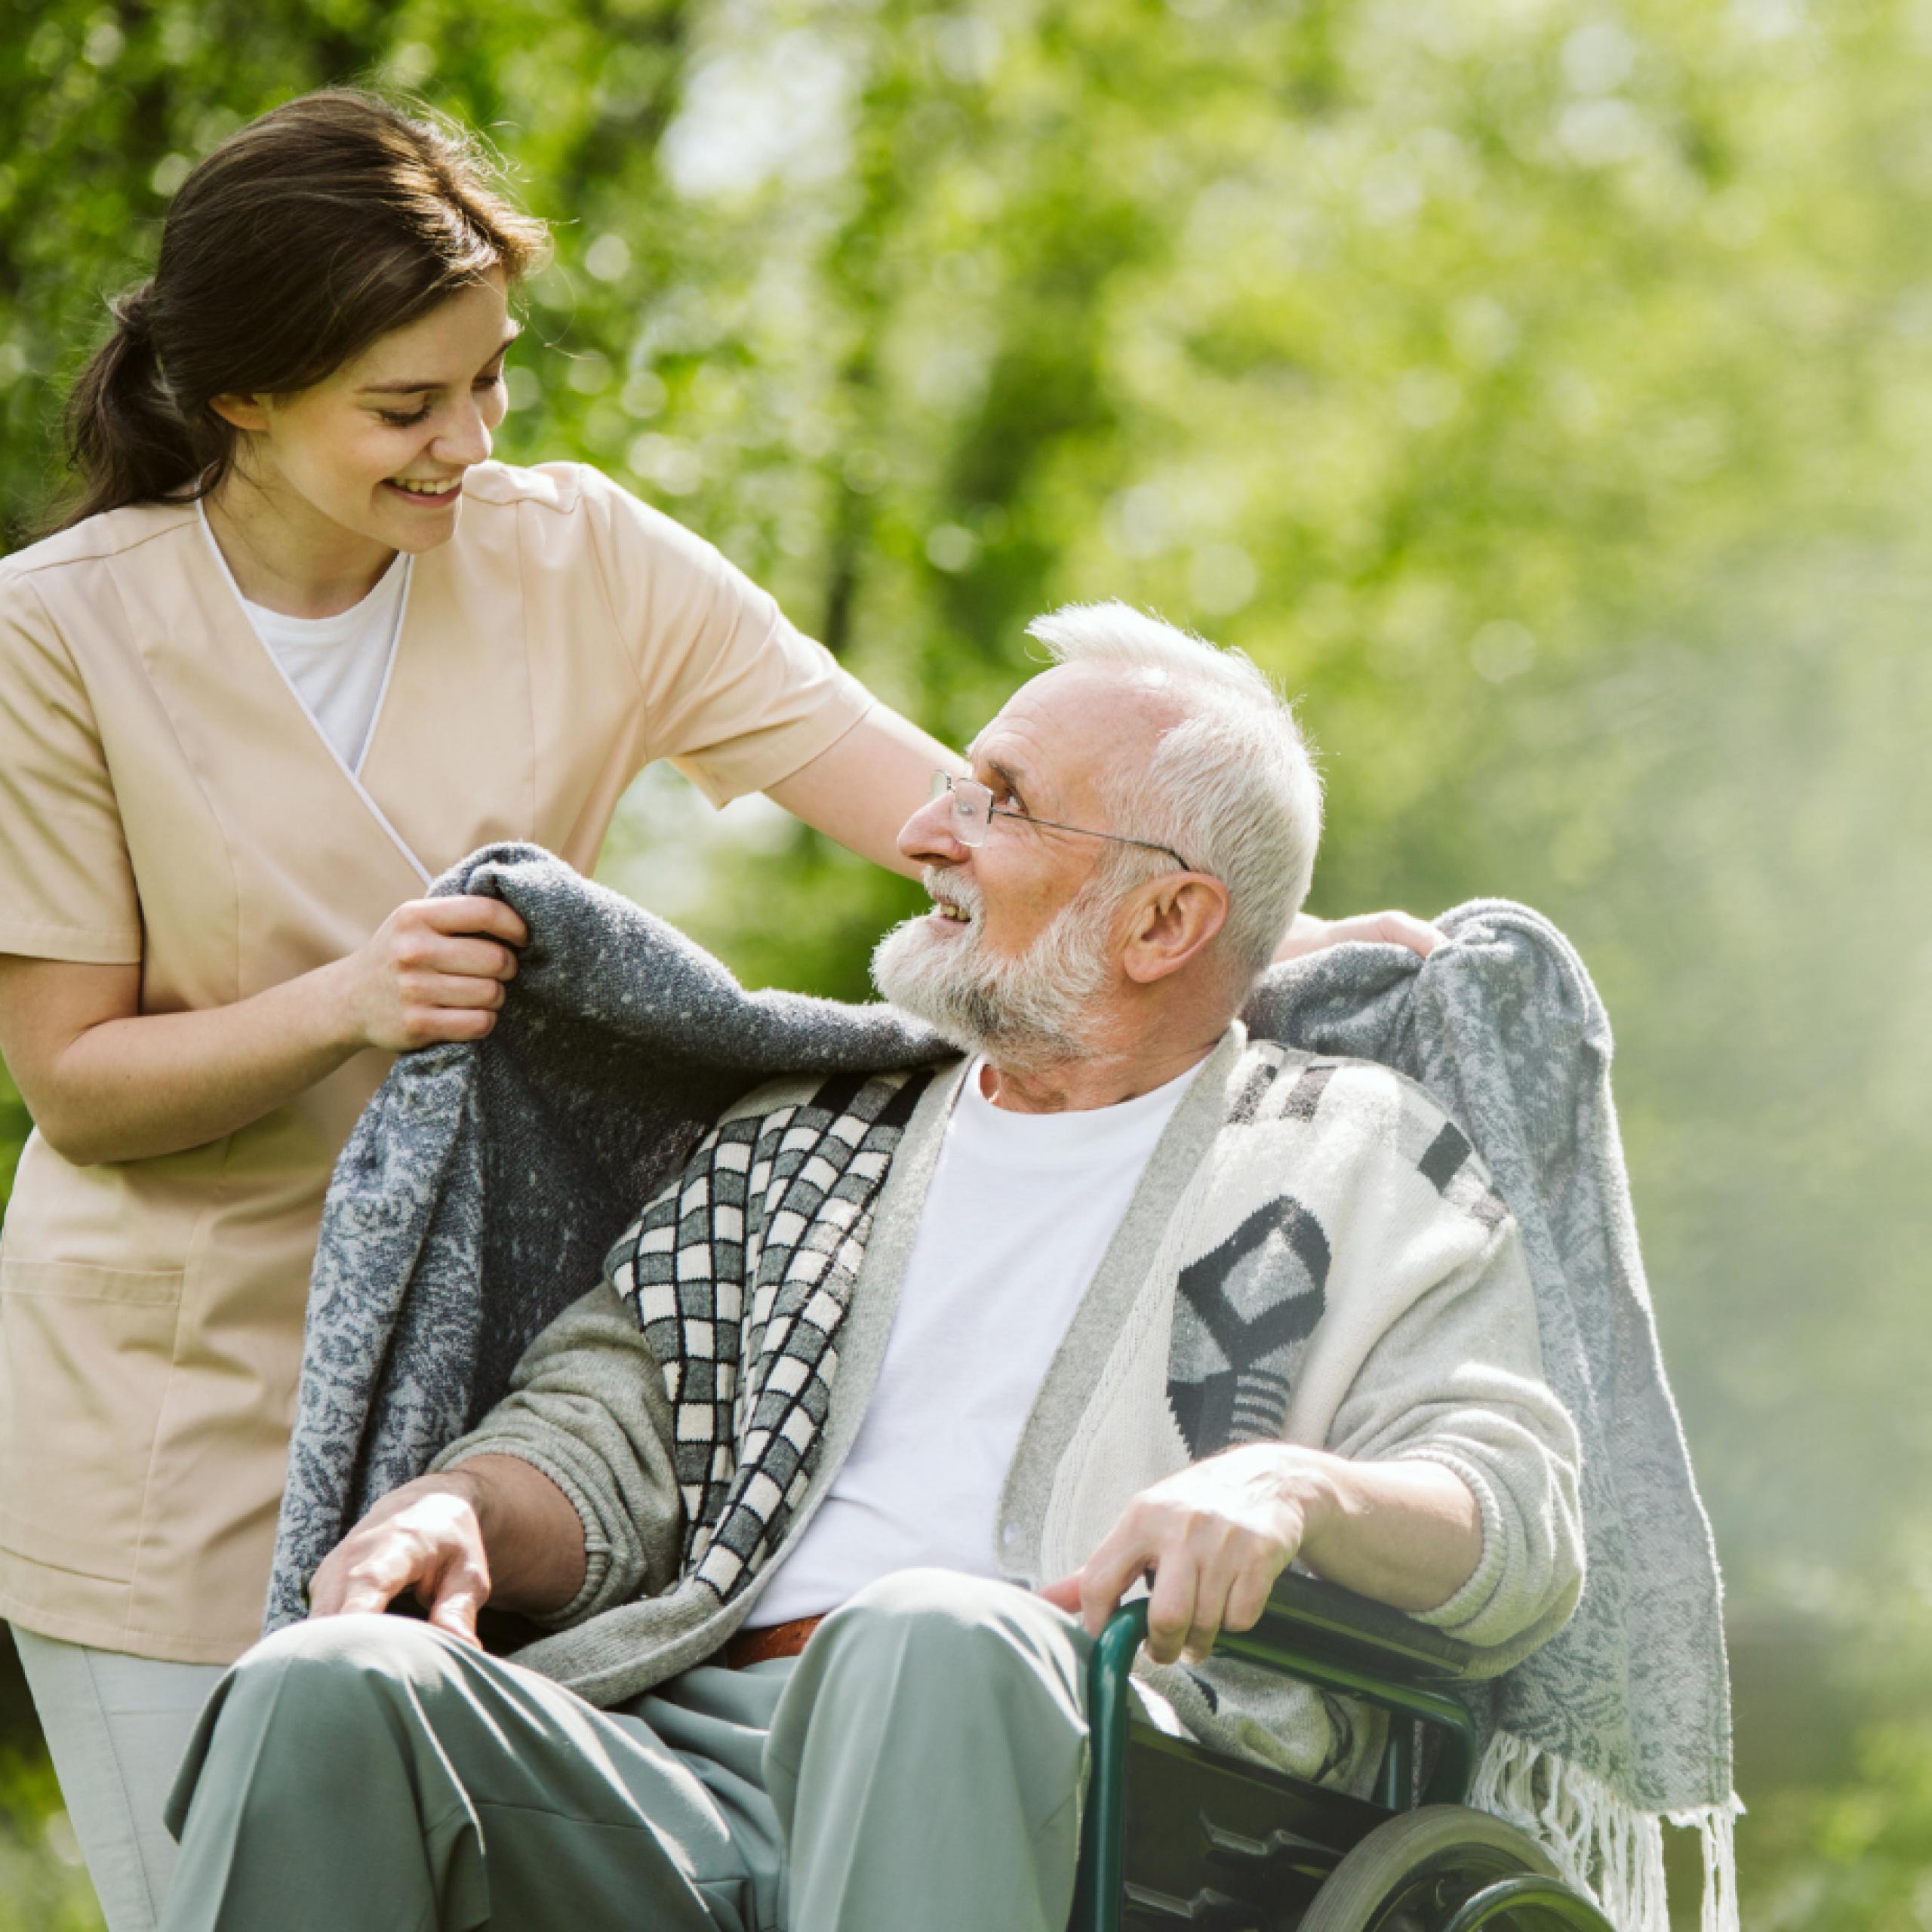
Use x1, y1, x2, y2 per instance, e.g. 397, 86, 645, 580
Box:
929, 771, 1198, 875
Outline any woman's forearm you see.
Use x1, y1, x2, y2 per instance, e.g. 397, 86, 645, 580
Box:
0, 955, 366, 1165
765, 705, 965, 878
0, 894, 528, 1167
1276, 909, 1442, 961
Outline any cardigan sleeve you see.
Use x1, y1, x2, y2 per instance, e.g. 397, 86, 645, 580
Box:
1321, 1216, 1585, 1671
430, 1279, 686, 1629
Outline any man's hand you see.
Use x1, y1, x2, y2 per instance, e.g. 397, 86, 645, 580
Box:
1040, 1444, 1331, 1665
306, 1454, 587, 1647
1039, 1447, 1483, 1667
1274, 909, 1442, 963
307, 1473, 496, 1644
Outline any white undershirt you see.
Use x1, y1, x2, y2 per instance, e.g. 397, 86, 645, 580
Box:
755, 1054, 1202, 1625
214, 512, 409, 774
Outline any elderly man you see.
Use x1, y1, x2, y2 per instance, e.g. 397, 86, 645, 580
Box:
159, 605, 1583, 1932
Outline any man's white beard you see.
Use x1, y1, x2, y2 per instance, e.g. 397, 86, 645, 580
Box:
871, 868, 1117, 1068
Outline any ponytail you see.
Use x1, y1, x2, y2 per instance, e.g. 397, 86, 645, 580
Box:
45, 91, 548, 536
56, 279, 221, 530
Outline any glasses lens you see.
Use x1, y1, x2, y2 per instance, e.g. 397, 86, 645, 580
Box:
937, 774, 989, 844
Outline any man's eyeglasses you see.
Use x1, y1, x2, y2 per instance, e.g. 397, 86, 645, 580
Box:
929, 771, 1198, 875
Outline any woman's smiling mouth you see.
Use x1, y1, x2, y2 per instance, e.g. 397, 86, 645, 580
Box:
386, 476, 463, 504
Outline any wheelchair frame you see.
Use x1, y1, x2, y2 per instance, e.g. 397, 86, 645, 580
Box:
1069, 1573, 1611, 1932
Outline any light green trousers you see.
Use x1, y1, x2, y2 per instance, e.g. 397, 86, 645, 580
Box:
157, 1568, 1094, 1932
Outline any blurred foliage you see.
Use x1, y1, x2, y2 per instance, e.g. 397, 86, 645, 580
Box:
6, 0, 1932, 1922
0, 1066, 26, 1219
0, 1747, 100, 1932
1717, 1546, 1932, 1932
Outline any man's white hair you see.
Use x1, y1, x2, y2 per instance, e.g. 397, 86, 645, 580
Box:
1025, 601, 1324, 983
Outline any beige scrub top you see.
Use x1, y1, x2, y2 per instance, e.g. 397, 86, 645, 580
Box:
0, 460, 872, 1663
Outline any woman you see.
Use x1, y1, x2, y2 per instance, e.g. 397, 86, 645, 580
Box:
0, 90, 1426, 1931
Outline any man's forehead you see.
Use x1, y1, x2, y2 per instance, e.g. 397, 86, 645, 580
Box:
968, 682, 1075, 798
970, 663, 1175, 780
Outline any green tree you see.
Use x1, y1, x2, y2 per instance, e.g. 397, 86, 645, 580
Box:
6, 1, 1932, 1922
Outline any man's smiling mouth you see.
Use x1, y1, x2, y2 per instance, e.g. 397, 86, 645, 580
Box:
921, 864, 976, 926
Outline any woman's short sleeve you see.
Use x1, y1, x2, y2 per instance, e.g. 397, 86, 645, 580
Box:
576, 469, 874, 807
0, 569, 141, 963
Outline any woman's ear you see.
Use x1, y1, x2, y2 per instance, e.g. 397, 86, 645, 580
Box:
1121, 875, 1230, 986
207, 392, 270, 434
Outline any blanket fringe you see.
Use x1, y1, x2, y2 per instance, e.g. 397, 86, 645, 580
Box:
1669, 1787, 1744, 1932
1469, 1730, 1743, 1932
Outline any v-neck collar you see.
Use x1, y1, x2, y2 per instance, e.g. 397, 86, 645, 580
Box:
195, 502, 429, 888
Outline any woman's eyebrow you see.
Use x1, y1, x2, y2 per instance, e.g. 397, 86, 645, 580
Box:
357, 329, 521, 395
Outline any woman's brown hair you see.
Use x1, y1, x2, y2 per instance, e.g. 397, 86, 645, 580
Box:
55, 90, 549, 531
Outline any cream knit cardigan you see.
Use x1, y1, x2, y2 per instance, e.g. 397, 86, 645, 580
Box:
436, 1027, 1584, 1792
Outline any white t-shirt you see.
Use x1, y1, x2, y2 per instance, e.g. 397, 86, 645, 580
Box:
755, 1054, 1202, 1624
204, 503, 409, 774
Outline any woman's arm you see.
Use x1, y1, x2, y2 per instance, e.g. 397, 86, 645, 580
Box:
0, 896, 528, 1167
769, 709, 1442, 958
763, 705, 965, 879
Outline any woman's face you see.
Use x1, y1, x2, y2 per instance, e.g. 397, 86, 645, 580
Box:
216, 272, 516, 557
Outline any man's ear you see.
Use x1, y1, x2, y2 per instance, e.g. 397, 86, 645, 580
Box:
207, 392, 270, 434
1120, 875, 1229, 986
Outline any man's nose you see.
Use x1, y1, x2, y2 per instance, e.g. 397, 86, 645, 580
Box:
898, 788, 972, 869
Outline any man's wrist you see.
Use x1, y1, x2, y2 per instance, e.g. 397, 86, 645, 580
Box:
436, 1451, 589, 1614
429, 1457, 511, 1541
1255, 1442, 1347, 1563
1280, 1454, 1484, 1612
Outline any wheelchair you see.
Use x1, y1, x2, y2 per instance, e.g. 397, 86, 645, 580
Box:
1071, 1573, 1616, 1932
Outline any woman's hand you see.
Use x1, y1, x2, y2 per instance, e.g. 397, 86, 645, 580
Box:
1274, 909, 1441, 963
0, 894, 529, 1166
334, 896, 528, 1051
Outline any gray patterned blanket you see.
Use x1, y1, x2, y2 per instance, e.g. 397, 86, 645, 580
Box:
266, 844, 1734, 1932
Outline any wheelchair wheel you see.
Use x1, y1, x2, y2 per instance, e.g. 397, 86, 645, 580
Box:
1296, 1806, 1614, 1932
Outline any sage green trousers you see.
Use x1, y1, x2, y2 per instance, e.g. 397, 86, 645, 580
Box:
156, 1569, 1094, 1932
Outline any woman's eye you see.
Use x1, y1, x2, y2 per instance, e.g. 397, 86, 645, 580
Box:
379, 404, 432, 428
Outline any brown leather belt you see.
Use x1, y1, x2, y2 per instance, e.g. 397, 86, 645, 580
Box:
724, 1615, 824, 1669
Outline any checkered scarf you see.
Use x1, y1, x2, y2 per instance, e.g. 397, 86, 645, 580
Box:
605, 1067, 933, 1602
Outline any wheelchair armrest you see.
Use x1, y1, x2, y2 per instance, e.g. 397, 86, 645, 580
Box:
1084, 1576, 1481, 1820
1223, 1570, 1475, 1686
